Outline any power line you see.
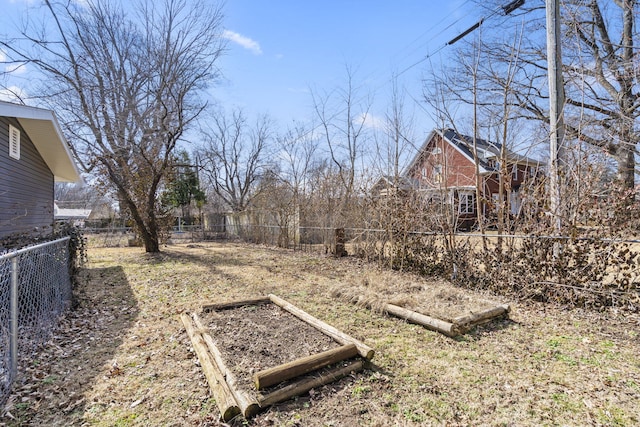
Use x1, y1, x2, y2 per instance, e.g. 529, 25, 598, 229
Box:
284, 0, 527, 149
387, 1, 476, 73
396, 0, 525, 79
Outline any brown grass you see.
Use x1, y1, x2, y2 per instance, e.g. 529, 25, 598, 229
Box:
330, 273, 500, 323
2, 241, 639, 426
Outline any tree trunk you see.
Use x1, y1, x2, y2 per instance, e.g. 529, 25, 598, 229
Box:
143, 192, 161, 252
140, 228, 160, 253
616, 144, 635, 197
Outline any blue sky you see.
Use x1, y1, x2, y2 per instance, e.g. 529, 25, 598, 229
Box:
216, 0, 486, 138
1, 0, 496, 139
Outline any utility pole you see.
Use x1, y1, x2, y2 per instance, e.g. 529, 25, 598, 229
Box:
546, 0, 566, 233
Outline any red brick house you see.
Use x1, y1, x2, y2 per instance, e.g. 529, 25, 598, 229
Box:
400, 128, 541, 229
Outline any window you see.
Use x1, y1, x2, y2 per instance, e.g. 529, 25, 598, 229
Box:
459, 192, 475, 214
491, 193, 501, 211
512, 165, 519, 181
427, 193, 444, 206
433, 164, 443, 181
9, 124, 20, 160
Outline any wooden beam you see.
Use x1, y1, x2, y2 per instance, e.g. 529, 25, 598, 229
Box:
268, 294, 375, 360
383, 303, 461, 337
253, 344, 358, 390
202, 297, 271, 312
192, 313, 260, 418
257, 359, 365, 408
180, 313, 240, 422
453, 304, 510, 330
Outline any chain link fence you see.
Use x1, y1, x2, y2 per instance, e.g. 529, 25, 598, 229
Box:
1, 237, 72, 408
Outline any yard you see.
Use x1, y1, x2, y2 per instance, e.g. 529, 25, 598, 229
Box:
2, 241, 639, 426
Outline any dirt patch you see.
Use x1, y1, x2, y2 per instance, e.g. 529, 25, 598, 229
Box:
1, 241, 639, 426
200, 303, 341, 392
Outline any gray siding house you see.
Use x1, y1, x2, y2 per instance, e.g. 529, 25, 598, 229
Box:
0, 101, 80, 239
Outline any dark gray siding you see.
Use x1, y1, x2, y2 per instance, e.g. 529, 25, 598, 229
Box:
0, 116, 54, 238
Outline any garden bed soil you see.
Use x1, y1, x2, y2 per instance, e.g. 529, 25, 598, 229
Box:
199, 303, 343, 393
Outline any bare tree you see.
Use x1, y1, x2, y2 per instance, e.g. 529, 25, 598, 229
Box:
311, 65, 373, 226
377, 77, 416, 181
54, 182, 110, 210
276, 123, 319, 201
55, 183, 94, 208
467, 0, 639, 191
255, 123, 319, 247
368, 77, 417, 269
198, 109, 272, 213
562, 0, 638, 191
0, 0, 225, 252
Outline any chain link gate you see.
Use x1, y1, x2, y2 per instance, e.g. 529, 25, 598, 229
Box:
1, 237, 72, 408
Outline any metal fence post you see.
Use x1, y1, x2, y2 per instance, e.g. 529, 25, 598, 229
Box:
10, 256, 18, 379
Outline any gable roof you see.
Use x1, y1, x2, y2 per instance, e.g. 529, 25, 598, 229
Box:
405, 128, 540, 176
371, 175, 417, 195
54, 203, 92, 220
0, 101, 81, 182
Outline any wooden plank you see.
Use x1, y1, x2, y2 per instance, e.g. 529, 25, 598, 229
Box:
180, 313, 240, 422
268, 294, 375, 360
202, 297, 271, 312
345, 294, 461, 337
258, 359, 365, 408
384, 303, 460, 337
192, 313, 260, 418
453, 304, 510, 330
253, 344, 358, 390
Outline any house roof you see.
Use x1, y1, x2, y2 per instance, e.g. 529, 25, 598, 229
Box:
405, 128, 540, 176
372, 175, 417, 193
54, 203, 92, 220
0, 101, 81, 182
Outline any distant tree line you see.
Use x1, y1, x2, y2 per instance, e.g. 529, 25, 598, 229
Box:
5, 0, 639, 253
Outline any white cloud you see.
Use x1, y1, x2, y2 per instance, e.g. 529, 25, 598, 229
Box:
0, 85, 28, 103
223, 30, 262, 55
286, 87, 309, 94
355, 112, 385, 130
5, 63, 27, 75
1, 49, 27, 75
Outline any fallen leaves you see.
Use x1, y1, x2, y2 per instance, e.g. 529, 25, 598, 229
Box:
2, 242, 639, 427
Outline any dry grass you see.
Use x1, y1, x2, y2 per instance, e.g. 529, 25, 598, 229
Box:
2, 241, 639, 426
330, 273, 500, 323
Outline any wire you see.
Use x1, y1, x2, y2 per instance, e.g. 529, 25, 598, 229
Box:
387, 1, 476, 74
282, 1, 526, 150
291, 3, 483, 139
395, 2, 511, 79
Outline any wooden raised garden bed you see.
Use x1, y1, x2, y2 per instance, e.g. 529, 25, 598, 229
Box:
333, 288, 510, 337
377, 301, 510, 337
181, 294, 374, 421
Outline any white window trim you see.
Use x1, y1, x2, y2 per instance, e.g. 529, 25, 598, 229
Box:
433, 164, 443, 182
459, 191, 475, 214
